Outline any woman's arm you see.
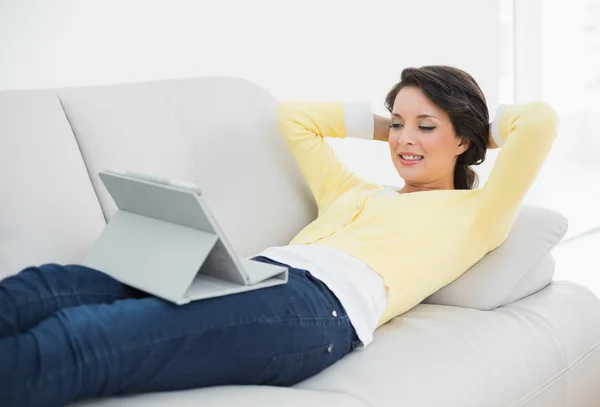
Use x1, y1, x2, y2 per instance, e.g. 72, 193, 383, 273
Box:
475, 102, 559, 242
277, 102, 374, 214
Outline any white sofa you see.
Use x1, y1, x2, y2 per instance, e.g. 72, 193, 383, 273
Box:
1, 77, 600, 407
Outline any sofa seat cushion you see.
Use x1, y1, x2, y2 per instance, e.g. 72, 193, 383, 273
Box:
296, 281, 600, 407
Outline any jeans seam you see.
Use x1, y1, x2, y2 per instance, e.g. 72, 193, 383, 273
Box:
6, 291, 132, 309
20, 314, 349, 394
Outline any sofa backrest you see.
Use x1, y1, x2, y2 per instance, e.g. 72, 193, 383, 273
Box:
0, 77, 316, 277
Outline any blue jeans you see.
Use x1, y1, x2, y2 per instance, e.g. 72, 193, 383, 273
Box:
0, 257, 358, 407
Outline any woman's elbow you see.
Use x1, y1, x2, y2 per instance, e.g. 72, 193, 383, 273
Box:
519, 101, 560, 139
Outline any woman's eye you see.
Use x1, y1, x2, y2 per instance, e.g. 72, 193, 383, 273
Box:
390, 123, 404, 129
419, 126, 436, 132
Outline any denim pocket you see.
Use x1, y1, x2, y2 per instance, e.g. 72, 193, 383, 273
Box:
258, 343, 335, 387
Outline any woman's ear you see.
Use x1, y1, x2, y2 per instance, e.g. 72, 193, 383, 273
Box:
456, 138, 470, 155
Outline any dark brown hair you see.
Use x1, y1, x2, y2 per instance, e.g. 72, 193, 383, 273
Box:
385, 66, 489, 190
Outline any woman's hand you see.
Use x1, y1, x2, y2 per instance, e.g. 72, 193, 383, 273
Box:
374, 114, 391, 142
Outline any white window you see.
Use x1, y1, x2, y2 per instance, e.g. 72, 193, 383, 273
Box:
511, 0, 600, 241
511, 0, 600, 291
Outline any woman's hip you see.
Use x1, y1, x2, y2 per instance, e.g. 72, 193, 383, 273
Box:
157, 261, 359, 386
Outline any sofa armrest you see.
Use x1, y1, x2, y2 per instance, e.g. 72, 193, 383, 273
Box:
423, 205, 568, 310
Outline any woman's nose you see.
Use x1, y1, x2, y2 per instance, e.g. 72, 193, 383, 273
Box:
398, 127, 416, 145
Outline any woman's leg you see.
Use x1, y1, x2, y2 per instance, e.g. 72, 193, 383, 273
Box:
0, 260, 358, 407
0, 263, 146, 337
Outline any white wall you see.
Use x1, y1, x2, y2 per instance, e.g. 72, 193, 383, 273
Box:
0, 0, 501, 186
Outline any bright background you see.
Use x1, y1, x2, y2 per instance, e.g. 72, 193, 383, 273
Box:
0, 0, 598, 290
0, 0, 501, 190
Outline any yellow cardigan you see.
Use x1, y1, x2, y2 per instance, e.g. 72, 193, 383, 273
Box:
277, 101, 559, 326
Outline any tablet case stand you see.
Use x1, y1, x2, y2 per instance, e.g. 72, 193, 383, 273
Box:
83, 171, 288, 305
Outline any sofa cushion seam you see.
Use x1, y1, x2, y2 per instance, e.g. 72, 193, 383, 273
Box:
53, 91, 107, 224
510, 338, 600, 406
302, 388, 374, 407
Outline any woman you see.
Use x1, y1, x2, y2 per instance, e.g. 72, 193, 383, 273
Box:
0, 66, 558, 406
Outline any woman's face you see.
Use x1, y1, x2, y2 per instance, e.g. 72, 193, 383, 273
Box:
388, 86, 469, 189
